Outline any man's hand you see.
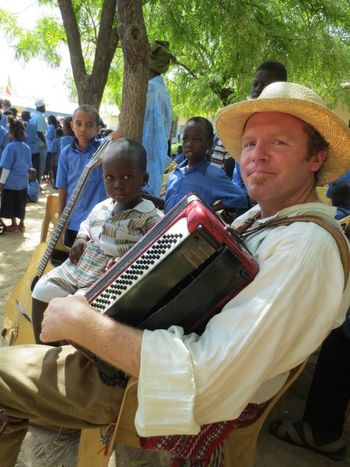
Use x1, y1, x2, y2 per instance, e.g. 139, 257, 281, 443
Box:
40, 295, 92, 343
69, 237, 88, 264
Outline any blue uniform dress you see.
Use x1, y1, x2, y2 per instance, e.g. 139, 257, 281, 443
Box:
142, 76, 172, 196
56, 137, 107, 245
0, 140, 32, 219
164, 159, 248, 214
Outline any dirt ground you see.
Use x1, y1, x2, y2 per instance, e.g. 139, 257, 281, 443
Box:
0, 186, 349, 466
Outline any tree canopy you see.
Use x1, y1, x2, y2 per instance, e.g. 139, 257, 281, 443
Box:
2, 0, 350, 117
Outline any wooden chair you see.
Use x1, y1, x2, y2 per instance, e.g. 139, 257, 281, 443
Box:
77, 360, 307, 467
40, 194, 60, 242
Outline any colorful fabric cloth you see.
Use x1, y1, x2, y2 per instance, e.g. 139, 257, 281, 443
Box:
140, 401, 267, 466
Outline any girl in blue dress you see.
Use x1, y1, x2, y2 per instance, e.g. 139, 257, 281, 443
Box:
0, 117, 32, 232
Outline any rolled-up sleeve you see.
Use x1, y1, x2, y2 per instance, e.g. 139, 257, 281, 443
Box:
136, 221, 349, 436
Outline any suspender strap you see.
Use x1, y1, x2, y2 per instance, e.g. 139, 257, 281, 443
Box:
262, 215, 350, 287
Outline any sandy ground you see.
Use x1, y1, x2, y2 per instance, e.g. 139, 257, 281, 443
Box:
0, 186, 349, 466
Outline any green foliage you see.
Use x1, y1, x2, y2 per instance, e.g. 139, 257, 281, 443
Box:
2, 0, 350, 117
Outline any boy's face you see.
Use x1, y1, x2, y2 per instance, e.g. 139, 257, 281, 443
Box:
103, 153, 148, 210
182, 122, 212, 166
71, 110, 100, 147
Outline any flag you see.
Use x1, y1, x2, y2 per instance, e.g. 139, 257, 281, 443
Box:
5, 76, 12, 96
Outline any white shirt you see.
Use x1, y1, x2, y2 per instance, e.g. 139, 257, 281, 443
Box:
136, 202, 350, 436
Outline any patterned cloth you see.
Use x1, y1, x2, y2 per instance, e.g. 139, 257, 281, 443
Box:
39, 198, 162, 295
140, 401, 268, 467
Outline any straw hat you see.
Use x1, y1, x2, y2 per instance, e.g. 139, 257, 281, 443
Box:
215, 82, 350, 185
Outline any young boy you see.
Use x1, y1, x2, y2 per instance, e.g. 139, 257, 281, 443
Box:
330, 182, 350, 220
56, 105, 107, 247
164, 117, 248, 216
31, 138, 162, 344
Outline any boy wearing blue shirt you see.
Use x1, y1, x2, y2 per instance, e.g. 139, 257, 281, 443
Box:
164, 117, 248, 216
56, 104, 107, 247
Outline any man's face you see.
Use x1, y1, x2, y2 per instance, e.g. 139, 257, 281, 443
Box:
251, 70, 278, 98
240, 112, 326, 215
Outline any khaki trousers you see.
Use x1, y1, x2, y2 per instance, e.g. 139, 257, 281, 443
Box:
0, 344, 124, 467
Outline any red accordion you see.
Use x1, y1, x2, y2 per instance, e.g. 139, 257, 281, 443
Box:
85, 194, 258, 334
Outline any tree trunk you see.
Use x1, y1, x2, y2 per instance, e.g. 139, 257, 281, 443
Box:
116, 0, 149, 141
57, 0, 119, 110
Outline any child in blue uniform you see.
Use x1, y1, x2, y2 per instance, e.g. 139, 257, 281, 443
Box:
164, 117, 248, 216
21, 110, 40, 179
0, 117, 32, 232
56, 104, 107, 247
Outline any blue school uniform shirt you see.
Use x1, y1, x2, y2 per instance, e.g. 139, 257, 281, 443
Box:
56, 137, 107, 232
24, 119, 40, 155
27, 179, 40, 202
0, 140, 32, 190
232, 162, 248, 197
164, 159, 248, 214
142, 75, 172, 196
46, 124, 56, 152
60, 134, 75, 153
0, 125, 8, 158
51, 135, 62, 166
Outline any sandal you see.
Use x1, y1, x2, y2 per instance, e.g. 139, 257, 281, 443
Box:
17, 225, 25, 233
269, 419, 346, 461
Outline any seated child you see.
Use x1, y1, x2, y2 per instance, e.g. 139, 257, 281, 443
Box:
31, 138, 163, 343
27, 167, 40, 202
164, 117, 248, 216
331, 182, 350, 220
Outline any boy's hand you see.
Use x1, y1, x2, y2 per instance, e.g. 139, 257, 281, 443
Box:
69, 237, 88, 264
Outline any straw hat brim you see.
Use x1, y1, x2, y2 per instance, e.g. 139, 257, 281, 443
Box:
215, 97, 350, 185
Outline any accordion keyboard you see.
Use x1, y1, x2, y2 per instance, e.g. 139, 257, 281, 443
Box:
91, 218, 189, 314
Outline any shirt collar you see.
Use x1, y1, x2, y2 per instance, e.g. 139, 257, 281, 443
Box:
111, 198, 156, 214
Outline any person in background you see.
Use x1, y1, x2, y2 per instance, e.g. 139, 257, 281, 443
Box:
250, 60, 288, 98
329, 182, 350, 220
31, 138, 162, 344
21, 110, 40, 180
56, 104, 107, 248
0, 117, 32, 232
60, 116, 75, 152
27, 167, 40, 203
173, 144, 185, 165
0, 111, 8, 158
164, 117, 248, 217
31, 99, 48, 182
142, 40, 175, 196
51, 127, 64, 187
45, 115, 60, 182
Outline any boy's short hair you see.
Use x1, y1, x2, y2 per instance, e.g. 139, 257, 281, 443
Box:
73, 104, 101, 125
255, 61, 287, 82
186, 117, 214, 141
105, 138, 147, 171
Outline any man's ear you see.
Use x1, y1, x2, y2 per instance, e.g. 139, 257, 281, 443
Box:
310, 150, 328, 173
